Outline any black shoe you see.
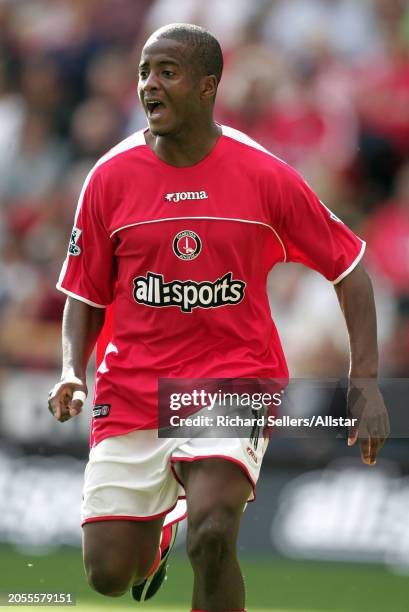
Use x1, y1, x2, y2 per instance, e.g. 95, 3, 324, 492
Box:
131, 522, 178, 602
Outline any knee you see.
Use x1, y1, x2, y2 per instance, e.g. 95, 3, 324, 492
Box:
84, 545, 156, 597
85, 562, 134, 597
187, 512, 236, 568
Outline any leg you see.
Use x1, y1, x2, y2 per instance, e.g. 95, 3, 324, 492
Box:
83, 517, 163, 597
80, 430, 182, 598
179, 458, 252, 611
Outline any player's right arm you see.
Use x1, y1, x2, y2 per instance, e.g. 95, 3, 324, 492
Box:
48, 297, 105, 422
49, 164, 115, 422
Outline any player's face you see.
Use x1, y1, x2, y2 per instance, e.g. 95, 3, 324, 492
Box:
138, 37, 202, 136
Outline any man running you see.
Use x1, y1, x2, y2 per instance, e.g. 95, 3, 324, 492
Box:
48, 23, 389, 612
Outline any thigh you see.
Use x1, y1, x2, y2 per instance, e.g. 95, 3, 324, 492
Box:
172, 436, 268, 505
82, 430, 182, 524
83, 517, 164, 579
180, 457, 252, 524
81, 430, 182, 582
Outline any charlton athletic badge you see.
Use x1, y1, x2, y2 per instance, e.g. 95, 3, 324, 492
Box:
173, 230, 201, 261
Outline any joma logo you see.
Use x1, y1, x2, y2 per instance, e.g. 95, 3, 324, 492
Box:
164, 191, 208, 203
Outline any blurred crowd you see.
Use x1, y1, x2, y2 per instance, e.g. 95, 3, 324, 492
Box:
0, 0, 408, 376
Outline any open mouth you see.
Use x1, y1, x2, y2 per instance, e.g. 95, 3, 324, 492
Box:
146, 100, 165, 116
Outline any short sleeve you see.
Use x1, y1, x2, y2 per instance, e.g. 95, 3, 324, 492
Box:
57, 169, 115, 307
275, 166, 366, 283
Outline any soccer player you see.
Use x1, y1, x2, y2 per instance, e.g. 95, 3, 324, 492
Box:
48, 23, 389, 612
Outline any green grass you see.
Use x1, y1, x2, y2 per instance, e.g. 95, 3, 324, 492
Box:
0, 608, 294, 612
6, 608, 302, 612
0, 546, 408, 611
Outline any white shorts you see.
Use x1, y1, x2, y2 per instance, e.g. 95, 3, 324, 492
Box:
81, 430, 268, 525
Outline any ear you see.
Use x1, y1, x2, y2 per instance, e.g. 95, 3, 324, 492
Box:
200, 75, 218, 100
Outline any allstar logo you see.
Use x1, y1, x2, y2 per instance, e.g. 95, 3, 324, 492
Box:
164, 191, 208, 203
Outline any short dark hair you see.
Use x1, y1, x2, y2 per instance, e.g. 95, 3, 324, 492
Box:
155, 23, 223, 83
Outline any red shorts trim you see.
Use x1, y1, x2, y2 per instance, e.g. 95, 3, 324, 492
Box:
166, 510, 188, 528
170, 455, 257, 502
81, 500, 178, 527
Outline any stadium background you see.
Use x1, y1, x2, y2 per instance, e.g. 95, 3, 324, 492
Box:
0, 0, 409, 610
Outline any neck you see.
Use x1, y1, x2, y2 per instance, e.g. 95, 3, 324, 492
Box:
145, 119, 221, 167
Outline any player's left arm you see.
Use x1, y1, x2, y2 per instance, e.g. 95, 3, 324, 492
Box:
334, 262, 390, 465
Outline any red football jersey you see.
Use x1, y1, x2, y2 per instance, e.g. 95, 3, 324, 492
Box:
57, 126, 365, 446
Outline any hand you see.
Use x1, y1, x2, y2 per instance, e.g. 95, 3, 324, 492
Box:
48, 376, 87, 423
347, 379, 390, 465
